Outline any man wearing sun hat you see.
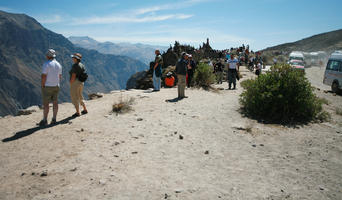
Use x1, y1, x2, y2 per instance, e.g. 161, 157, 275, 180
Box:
39, 49, 62, 126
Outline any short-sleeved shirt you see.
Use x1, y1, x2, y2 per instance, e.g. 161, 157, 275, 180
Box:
69, 62, 85, 81
228, 59, 239, 69
42, 59, 62, 87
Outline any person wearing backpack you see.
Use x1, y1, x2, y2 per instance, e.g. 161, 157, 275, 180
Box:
153, 50, 163, 92
69, 53, 88, 117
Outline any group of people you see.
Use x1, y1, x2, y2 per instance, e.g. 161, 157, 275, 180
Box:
39, 49, 88, 126
152, 50, 196, 99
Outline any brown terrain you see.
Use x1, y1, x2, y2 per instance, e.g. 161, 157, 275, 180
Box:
0, 66, 341, 200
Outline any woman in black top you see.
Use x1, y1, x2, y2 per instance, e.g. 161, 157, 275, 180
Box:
69, 53, 88, 117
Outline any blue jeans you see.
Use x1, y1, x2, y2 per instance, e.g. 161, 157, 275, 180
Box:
153, 71, 161, 91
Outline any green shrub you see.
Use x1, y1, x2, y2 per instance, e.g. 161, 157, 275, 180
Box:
239, 64, 327, 123
193, 62, 216, 89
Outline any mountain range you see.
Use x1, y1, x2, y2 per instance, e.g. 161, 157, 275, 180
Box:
68, 36, 168, 65
261, 29, 342, 53
0, 10, 148, 116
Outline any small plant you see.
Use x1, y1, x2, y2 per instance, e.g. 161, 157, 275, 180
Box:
336, 107, 342, 116
112, 97, 135, 114
318, 97, 330, 105
239, 64, 328, 124
193, 62, 216, 90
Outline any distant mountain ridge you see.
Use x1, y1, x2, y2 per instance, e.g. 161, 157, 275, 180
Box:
0, 10, 147, 116
68, 36, 168, 65
261, 29, 342, 53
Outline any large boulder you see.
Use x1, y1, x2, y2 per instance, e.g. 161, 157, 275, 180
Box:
126, 71, 153, 90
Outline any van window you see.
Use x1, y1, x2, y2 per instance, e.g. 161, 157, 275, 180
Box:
326, 60, 341, 71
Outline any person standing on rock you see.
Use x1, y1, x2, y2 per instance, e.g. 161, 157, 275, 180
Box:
39, 49, 62, 126
176, 52, 188, 99
187, 54, 196, 88
227, 54, 239, 90
153, 50, 163, 92
69, 53, 88, 117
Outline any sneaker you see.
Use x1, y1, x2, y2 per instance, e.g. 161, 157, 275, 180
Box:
72, 113, 80, 118
38, 119, 47, 127
81, 110, 88, 115
50, 118, 57, 125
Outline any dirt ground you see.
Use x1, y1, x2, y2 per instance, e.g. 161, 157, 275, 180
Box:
0, 66, 341, 200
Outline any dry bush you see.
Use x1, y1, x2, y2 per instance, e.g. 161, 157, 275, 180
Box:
112, 97, 135, 114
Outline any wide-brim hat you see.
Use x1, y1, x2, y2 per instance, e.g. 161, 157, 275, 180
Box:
71, 53, 82, 60
46, 49, 56, 58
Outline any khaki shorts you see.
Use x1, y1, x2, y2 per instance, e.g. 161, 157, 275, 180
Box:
42, 86, 59, 104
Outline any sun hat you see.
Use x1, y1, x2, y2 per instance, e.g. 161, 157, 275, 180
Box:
71, 53, 82, 60
46, 49, 56, 58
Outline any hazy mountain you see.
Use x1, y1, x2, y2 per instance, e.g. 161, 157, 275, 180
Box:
261, 29, 342, 53
68, 36, 168, 64
0, 10, 148, 116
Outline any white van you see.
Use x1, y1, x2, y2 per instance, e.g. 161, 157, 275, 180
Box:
289, 51, 304, 62
323, 51, 342, 93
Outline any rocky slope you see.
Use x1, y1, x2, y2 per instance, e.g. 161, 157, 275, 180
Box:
260, 29, 342, 64
262, 29, 342, 54
0, 11, 147, 116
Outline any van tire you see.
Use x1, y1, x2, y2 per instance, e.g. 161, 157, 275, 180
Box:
332, 81, 339, 93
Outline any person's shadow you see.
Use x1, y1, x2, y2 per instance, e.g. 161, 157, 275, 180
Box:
2, 116, 75, 142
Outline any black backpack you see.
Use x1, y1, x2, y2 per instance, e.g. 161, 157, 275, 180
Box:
77, 65, 88, 82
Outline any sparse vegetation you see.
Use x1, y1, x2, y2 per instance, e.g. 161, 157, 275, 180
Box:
318, 97, 330, 105
193, 62, 216, 90
112, 97, 135, 114
336, 107, 342, 116
239, 64, 329, 124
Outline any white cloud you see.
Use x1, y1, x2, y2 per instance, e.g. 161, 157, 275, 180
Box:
36, 15, 62, 24
135, 6, 164, 15
69, 0, 213, 25
71, 14, 193, 25
133, 0, 214, 15
0, 6, 15, 12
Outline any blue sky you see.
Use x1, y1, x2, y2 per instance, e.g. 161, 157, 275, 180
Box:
1, 0, 341, 51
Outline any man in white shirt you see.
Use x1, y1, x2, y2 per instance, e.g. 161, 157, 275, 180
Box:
227, 55, 239, 90
39, 49, 62, 126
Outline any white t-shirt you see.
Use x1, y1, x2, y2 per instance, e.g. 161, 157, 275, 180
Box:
228, 58, 238, 69
257, 63, 262, 70
42, 59, 62, 87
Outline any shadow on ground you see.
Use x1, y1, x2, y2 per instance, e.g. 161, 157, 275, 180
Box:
2, 116, 75, 142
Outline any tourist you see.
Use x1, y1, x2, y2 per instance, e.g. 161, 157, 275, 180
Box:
69, 53, 88, 117
255, 62, 262, 76
214, 61, 223, 84
153, 50, 163, 92
176, 52, 188, 99
187, 54, 196, 88
227, 54, 239, 90
39, 49, 62, 126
